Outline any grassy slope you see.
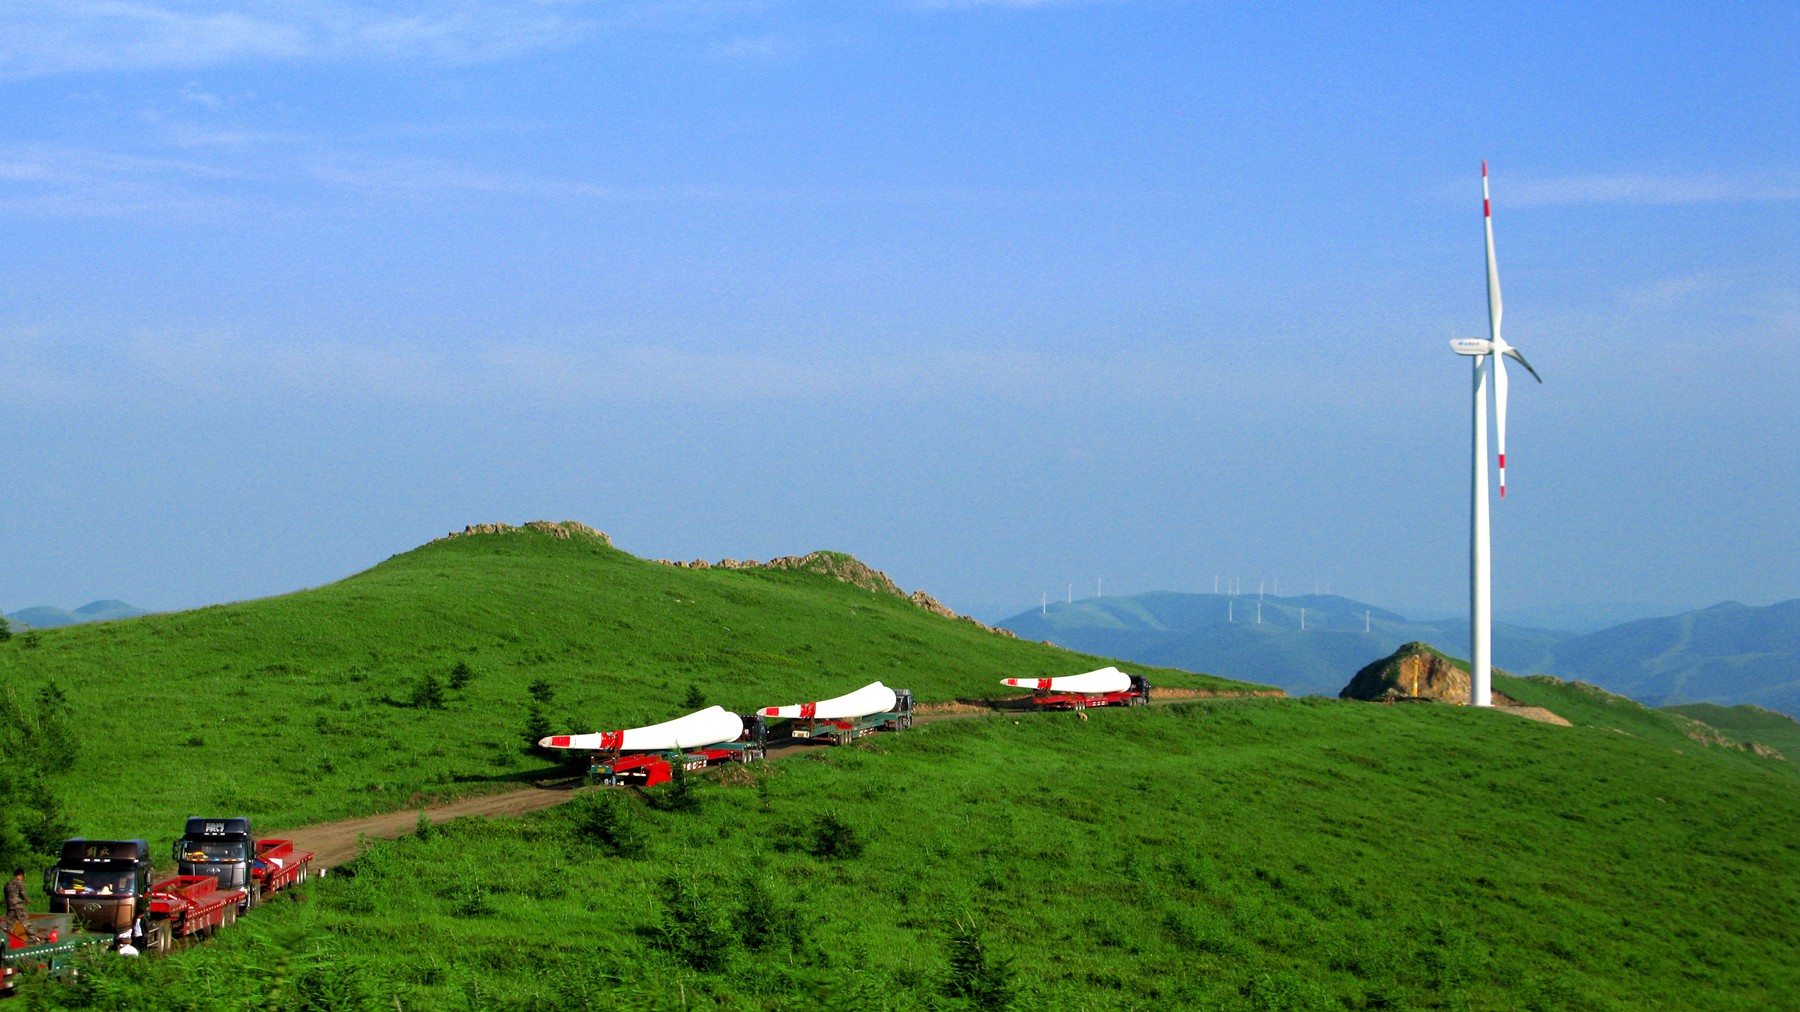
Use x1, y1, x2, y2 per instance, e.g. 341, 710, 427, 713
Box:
24, 685, 1798, 1011
0, 526, 1258, 837
1660, 703, 1800, 751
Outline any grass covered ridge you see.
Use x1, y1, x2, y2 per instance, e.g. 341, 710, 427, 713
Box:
0, 524, 1262, 836
19, 688, 1798, 1010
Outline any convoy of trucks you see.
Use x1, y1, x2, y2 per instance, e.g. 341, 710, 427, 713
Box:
7, 668, 1142, 991
2, 818, 318, 990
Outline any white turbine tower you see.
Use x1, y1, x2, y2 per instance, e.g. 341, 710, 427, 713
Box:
1450, 161, 1543, 707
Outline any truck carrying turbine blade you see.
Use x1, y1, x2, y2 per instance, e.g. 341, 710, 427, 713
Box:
758, 681, 898, 721
538, 705, 745, 752
1001, 666, 1132, 695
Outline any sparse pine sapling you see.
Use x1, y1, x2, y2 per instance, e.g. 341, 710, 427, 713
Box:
523, 705, 553, 758
683, 683, 706, 710
945, 916, 1015, 1011
528, 679, 555, 705
411, 672, 446, 710
448, 661, 475, 691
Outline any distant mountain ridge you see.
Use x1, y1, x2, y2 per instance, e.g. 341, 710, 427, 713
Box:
4, 599, 149, 629
996, 593, 1800, 716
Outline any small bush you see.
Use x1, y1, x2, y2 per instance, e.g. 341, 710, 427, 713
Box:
528, 679, 555, 704
945, 916, 1014, 1010
448, 661, 476, 691
808, 808, 864, 860
647, 758, 702, 813
657, 864, 734, 971
523, 705, 553, 757
568, 792, 645, 858
410, 673, 446, 710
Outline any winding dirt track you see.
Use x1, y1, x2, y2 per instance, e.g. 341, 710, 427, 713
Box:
282, 689, 1276, 867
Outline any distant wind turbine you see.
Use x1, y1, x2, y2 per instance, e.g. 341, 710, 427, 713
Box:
1449, 161, 1544, 707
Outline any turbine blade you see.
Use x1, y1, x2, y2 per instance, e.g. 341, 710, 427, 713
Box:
1494, 352, 1509, 497
1484, 161, 1503, 345
1503, 346, 1542, 383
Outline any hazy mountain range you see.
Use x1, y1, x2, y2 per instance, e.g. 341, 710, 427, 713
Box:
4, 599, 149, 629
996, 594, 1800, 717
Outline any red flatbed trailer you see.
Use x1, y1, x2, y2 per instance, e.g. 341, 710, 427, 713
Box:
253, 839, 315, 899
1029, 675, 1151, 711
146, 875, 246, 950
592, 747, 747, 787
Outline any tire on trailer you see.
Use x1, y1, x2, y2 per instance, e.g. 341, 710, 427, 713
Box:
248, 882, 264, 909
149, 922, 171, 955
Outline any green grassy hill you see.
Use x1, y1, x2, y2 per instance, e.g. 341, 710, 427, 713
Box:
21, 679, 1797, 1011
0, 522, 1257, 837
1661, 703, 1800, 751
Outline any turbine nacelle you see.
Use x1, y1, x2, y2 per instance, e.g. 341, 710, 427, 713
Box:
1450, 338, 1492, 357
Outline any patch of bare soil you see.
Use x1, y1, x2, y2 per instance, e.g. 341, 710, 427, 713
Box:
1496, 704, 1572, 726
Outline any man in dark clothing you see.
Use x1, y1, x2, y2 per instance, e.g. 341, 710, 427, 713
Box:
5, 869, 29, 935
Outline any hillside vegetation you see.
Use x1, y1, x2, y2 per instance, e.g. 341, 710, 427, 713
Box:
19, 678, 1798, 1011
0, 522, 1258, 837
1660, 703, 1800, 751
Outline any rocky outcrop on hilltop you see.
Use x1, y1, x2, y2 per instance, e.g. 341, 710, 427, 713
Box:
434, 521, 613, 545
658, 550, 1014, 637
1340, 643, 1475, 702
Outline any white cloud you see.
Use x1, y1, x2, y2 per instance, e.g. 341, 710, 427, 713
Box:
0, 1, 594, 78
709, 32, 807, 60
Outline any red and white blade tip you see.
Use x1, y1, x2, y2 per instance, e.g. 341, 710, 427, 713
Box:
1498, 454, 1507, 497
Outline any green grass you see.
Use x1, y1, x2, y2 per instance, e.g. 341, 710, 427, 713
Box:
18, 687, 1798, 1011
0, 525, 1260, 839
1659, 703, 1800, 751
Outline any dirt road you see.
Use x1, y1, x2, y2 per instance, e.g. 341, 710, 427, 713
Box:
283, 688, 1276, 867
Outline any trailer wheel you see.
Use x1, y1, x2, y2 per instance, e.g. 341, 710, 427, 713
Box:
149, 923, 171, 955
248, 883, 263, 910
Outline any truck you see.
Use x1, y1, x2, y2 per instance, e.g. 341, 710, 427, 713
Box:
1028, 674, 1151, 711
588, 713, 769, 787
43, 839, 247, 953
3, 913, 112, 991
783, 688, 915, 745
172, 817, 314, 909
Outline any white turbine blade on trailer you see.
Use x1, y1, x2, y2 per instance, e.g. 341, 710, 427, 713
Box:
1001, 666, 1131, 694
538, 705, 744, 752
758, 681, 897, 720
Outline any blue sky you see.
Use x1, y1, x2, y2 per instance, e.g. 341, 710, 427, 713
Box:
3, 1, 1796, 625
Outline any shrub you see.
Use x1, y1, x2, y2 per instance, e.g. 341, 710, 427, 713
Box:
647, 758, 702, 813
683, 683, 706, 709
568, 792, 645, 858
523, 705, 553, 757
945, 916, 1014, 1010
528, 678, 555, 705
808, 808, 864, 860
410, 673, 446, 710
656, 864, 734, 971
448, 661, 476, 691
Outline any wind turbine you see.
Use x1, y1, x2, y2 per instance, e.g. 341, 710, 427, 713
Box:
1449, 161, 1543, 707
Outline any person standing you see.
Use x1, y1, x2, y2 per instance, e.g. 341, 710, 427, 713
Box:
5, 869, 29, 935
